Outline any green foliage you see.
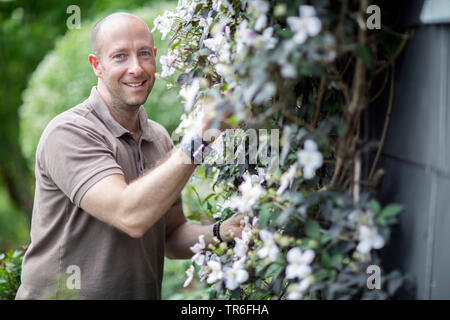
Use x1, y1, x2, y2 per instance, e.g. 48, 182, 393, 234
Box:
0, 186, 30, 248
0, 247, 25, 300
19, 2, 183, 169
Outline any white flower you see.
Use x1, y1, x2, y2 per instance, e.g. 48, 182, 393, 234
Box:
255, 15, 268, 31
212, 0, 223, 12
257, 229, 280, 262
183, 265, 195, 287
159, 51, 178, 78
190, 234, 206, 265
215, 63, 232, 78
356, 225, 385, 254
152, 11, 175, 40
233, 236, 249, 257
235, 20, 257, 57
285, 247, 315, 279
224, 257, 249, 290
249, 1, 270, 31
206, 259, 224, 284
286, 277, 311, 300
204, 33, 226, 52
286, 5, 322, 45
253, 27, 278, 50
248, 0, 269, 14
297, 139, 323, 179
179, 78, 200, 112
348, 209, 375, 226
230, 172, 265, 213
277, 163, 298, 195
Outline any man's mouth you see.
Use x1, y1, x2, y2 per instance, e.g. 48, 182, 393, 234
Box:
123, 80, 147, 88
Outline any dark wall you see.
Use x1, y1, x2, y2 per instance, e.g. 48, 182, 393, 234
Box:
365, 2, 450, 298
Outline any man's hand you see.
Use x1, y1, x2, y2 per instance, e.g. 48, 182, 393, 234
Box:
219, 212, 245, 242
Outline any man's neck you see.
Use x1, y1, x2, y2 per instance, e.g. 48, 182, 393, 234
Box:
97, 84, 141, 140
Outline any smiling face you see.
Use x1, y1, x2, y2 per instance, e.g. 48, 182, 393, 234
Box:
89, 14, 157, 111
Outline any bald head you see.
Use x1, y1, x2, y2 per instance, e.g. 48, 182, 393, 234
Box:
91, 12, 152, 60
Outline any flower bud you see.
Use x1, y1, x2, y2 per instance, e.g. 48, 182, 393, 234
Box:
308, 240, 318, 248
280, 236, 290, 247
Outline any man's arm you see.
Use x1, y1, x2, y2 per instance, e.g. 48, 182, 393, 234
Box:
164, 201, 244, 259
80, 148, 195, 238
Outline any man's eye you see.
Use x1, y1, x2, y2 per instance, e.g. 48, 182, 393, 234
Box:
114, 54, 125, 60
140, 51, 151, 57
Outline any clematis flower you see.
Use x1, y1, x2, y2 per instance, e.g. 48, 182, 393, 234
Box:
356, 225, 385, 254
159, 51, 178, 78
224, 257, 249, 290
183, 265, 195, 287
257, 229, 280, 262
206, 259, 224, 284
204, 33, 226, 52
231, 172, 264, 213
286, 277, 311, 300
285, 247, 315, 279
297, 139, 323, 179
233, 237, 249, 258
152, 11, 175, 40
190, 234, 206, 266
277, 163, 299, 195
348, 209, 375, 226
248, 0, 270, 31
287, 5, 322, 45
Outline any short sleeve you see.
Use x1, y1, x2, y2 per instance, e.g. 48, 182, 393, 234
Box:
40, 121, 124, 207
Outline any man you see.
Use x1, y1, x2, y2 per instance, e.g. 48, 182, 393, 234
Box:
16, 12, 244, 299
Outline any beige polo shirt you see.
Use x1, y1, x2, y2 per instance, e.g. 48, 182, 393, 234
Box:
16, 87, 177, 299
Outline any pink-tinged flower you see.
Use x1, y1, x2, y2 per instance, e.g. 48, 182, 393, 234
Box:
190, 234, 206, 265
183, 265, 195, 287
159, 51, 178, 78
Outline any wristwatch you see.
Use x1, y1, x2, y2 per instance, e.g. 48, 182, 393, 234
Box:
213, 220, 223, 242
179, 133, 210, 164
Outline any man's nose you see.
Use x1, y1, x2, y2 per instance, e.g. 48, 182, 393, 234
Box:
128, 56, 144, 76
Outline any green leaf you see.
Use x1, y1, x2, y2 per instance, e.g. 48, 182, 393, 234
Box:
331, 254, 343, 270
369, 199, 381, 215
354, 45, 372, 68
321, 251, 332, 268
305, 219, 320, 240
258, 203, 273, 228
379, 204, 404, 219
313, 269, 329, 282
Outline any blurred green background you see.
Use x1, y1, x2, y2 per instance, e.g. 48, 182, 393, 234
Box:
0, 0, 206, 299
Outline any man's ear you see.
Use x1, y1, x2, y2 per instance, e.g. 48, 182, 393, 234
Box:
88, 54, 102, 78
154, 47, 157, 57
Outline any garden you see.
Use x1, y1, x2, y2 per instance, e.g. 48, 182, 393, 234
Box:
1, 0, 410, 300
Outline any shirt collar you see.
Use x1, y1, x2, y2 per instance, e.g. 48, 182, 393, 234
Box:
88, 86, 154, 142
